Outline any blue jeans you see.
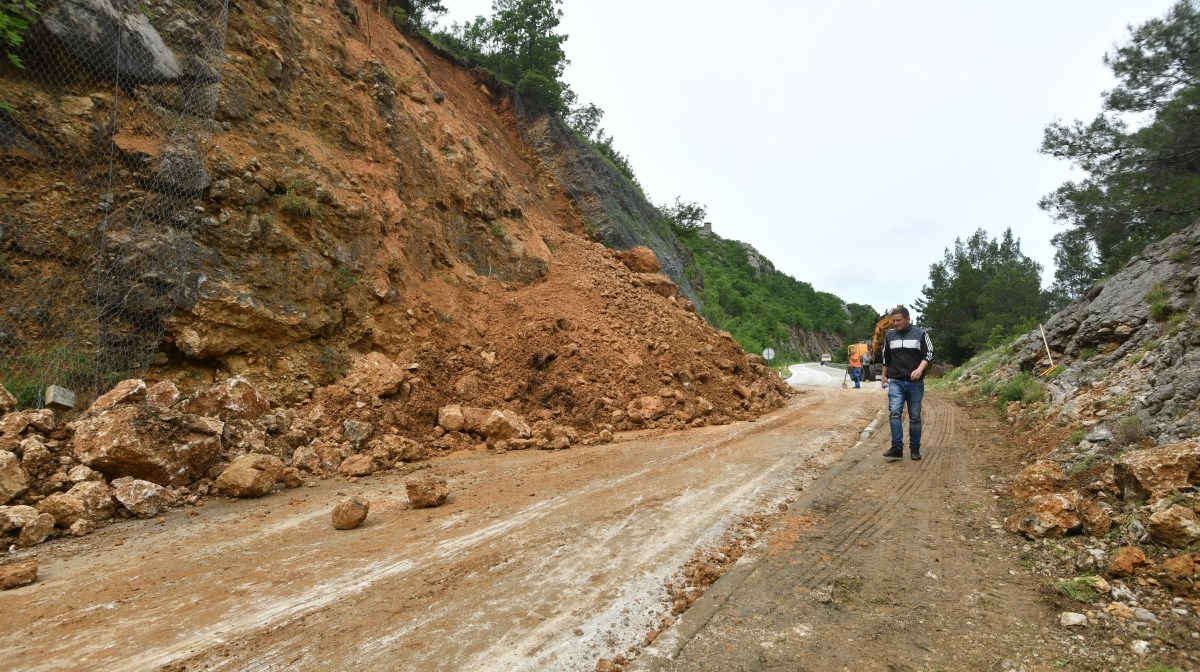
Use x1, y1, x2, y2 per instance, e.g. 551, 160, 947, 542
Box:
888, 378, 924, 451
850, 367, 862, 387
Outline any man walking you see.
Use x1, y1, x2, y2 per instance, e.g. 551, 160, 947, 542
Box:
880, 306, 933, 461
848, 349, 862, 388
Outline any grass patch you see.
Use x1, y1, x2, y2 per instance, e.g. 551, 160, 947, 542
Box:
1145, 282, 1171, 321
334, 263, 357, 290
1166, 311, 1187, 336
1116, 416, 1146, 446
1069, 429, 1086, 445
995, 372, 1044, 409
1079, 347, 1096, 361
1052, 575, 1102, 603
1067, 455, 1100, 476
279, 179, 321, 218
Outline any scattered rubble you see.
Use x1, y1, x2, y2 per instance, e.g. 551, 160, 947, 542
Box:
0, 558, 38, 590
406, 474, 449, 509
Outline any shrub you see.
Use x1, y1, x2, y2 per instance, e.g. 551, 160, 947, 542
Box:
1166, 311, 1187, 336
1115, 416, 1146, 446
1069, 429, 1085, 445
995, 372, 1044, 409
1079, 347, 1096, 361
334, 263, 357, 289
1052, 575, 1101, 603
1145, 282, 1171, 321
280, 180, 321, 218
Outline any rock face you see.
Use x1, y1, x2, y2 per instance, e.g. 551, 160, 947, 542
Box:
0, 505, 39, 533
339, 353, 410, 398
215, 454, 284, 498
39, 0, 183, 83
1113, 441, 1200, 503
406, 474, 448, 509
331, 496, 369, 530
17, 513, 55, 547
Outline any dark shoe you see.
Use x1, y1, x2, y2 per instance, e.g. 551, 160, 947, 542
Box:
882, 447, 903, 458
910, 449, 922, 461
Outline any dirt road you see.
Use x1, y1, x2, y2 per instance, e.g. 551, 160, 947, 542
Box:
2, 384, 883, 671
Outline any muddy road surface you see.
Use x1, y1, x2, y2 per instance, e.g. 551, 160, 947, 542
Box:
3, 385, 884, 671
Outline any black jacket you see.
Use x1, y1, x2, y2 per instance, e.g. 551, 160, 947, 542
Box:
882, 326, 934, 381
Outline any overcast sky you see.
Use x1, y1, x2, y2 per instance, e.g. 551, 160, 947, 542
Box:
439, 1, 1177, 316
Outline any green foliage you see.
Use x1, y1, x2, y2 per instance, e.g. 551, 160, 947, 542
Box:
1146, 281, 1172, 320
660, 197, 708, 233
1051, 575, 1102, 603
334, 263, 357, 290
385, 0, 445, 31
1167, 311, 1188, 334
995, 372, 1045, 409
441, 0, 570, 113
674, 227, 869, 361
1069, 429, 1086, 445
1041, 1, 1200, 298
2, 0, 37, 68
915, 228, 1052, 365
280, 180, 321, 218
1067, 455, 1099, 476
1079, 347, 1096, 360
0, 342, 94, 409
1116, 415, 1147, 445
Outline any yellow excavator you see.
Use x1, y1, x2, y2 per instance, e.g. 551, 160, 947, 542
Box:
846, 304, 905, 382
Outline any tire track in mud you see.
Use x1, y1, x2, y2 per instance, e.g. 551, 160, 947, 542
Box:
637, 396, 1051, 672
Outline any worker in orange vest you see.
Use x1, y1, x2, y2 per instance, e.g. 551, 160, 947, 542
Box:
849, 350, 863, 388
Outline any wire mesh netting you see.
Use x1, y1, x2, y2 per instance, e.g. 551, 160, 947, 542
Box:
1, 0, 229, 409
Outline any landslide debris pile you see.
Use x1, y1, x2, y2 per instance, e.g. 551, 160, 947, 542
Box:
1, 0, 793, 553
955, 222, 1200, 669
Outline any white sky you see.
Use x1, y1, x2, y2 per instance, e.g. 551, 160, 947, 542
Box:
438, 0, 1178, 316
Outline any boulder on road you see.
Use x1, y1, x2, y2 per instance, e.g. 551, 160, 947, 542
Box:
37, 481, 116, 527
0, 558, 38, 590
331, 496, 369, 530
406, 474, 448, 509
70, 402, 223, 486
16, 513, 55, 547
110, 477, 173, 518
215, 454, 284, 498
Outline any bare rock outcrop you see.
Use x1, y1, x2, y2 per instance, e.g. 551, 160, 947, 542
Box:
17, 513, 55, 547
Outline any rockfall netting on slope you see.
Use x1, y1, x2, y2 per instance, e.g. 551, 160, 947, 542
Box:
0, 0, 230, 408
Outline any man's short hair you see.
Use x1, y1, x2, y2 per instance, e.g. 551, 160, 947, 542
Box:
894, 306, 910, 319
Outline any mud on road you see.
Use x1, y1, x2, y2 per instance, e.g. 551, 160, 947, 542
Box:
2, 386, 880, 671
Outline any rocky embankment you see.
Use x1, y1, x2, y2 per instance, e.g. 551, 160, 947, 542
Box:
0, 0, 794, 574
955, 222, 1200, 667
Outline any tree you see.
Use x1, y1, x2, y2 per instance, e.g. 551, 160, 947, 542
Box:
1041, 1, 1200, 298
915, 229, 1051, 364
487, 0, 569, 111
660, 197, 708, 232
